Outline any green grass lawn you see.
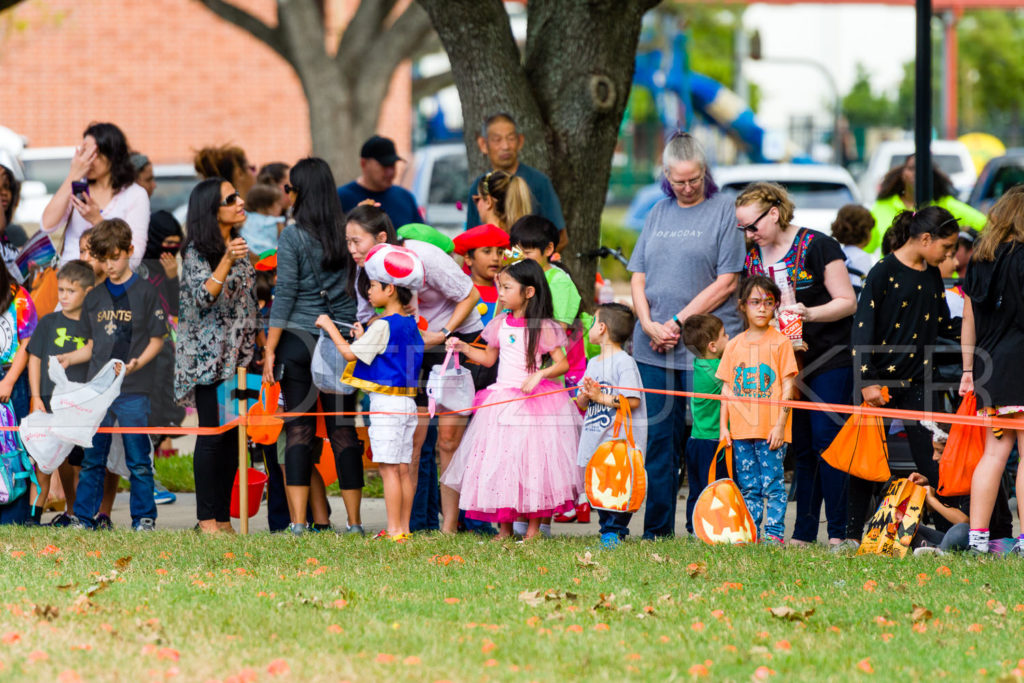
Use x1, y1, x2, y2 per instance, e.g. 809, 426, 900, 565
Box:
150, 455, 385, 498
1, 530, 1023, 681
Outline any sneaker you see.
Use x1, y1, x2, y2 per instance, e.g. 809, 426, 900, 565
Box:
1008, 539, 1024, 556
913, 546, 944, 556
94, 513, 113, 530
310, 523, 333, 533
288, 523, 307, 536
134, 518, 156, 531
48, 512, 74, 527
345, 524, 365, 536
154, 489, 177, 505
600, 532, 621, 549
763, 535, 784, 547
66, 515, 91, 530
830, 539, 859, 554
373, 529, 388, 540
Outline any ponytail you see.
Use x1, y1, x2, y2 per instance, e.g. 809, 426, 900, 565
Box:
885, 206, 959, 251
503, 176, 533, 228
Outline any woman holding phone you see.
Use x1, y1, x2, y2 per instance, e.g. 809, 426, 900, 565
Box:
41, 122, 150, 268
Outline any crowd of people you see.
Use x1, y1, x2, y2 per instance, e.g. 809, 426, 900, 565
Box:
0, 116, 1020, 555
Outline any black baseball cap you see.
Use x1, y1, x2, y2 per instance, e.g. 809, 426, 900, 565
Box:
360, 135, 402, 166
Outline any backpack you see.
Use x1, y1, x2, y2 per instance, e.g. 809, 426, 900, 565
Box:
0, 402, 36, 505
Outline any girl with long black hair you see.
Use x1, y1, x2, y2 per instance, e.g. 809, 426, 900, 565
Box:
174, 178, 259, 533
263, 157, 362, 536
844, 206, 960, 548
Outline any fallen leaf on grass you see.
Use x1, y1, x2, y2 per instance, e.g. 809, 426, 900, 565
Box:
986, 599, 1007, 616
857, 657, 874, 674
754, 665, 776, 679
911, 604, 932, 622
576, 551, 599, 567
114, 556, 132, 571
34, 604, 59, 621
935, 565, 952, 577
650, 553, 667, 563
1, 631, 21, 644
266, 659, 290, 676
863, 580, 878, 593
769, 606, 814, 622
686, 562, 707, 578
519, 589, 577, 607
57, 671, 82, 683
403, 656, 420, 666
967, 623, 983, 633
27, 650, 48, 662
688, 663, 709, 676
56, 583, 75, 591
444, 598, 461, 604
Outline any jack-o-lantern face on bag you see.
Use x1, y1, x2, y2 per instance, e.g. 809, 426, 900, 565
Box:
586, 440, 647, 513
693, 480, 758, 545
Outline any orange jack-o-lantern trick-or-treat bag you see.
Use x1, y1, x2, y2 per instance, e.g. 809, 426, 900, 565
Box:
585, 395, 647, 513
693, 440, 758, 545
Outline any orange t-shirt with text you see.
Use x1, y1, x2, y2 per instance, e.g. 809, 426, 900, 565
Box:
715, 327, 799, 442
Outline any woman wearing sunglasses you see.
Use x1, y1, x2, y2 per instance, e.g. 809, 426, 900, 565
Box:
175, 178, 259, 533
736, 182, 857, 549
626, 131, 745, 540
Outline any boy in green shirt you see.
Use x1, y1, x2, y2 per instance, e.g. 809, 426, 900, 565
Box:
681, 314, 728, 535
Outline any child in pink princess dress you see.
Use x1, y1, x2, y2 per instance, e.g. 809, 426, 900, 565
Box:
441, 258, 582, 539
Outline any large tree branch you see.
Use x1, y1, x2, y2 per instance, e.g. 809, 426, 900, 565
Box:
336, 0, 400, 65
412, 70, 454, 101
195, 0, 289, 63
0, 0, 24, 13
375, 3, 436, 77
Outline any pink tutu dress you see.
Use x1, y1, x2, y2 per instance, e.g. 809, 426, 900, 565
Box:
442, 313, 582, 522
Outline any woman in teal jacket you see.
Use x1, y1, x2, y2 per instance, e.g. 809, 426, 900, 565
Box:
868, 155, 987, 256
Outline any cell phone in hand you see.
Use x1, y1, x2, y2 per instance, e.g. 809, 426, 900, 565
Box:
71, 180, 89, 202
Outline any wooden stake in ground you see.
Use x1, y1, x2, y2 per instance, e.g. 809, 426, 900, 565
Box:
237, 367, 248, 535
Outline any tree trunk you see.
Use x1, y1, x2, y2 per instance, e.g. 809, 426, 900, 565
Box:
197, 0, 436, 185
419, 0, 659, 304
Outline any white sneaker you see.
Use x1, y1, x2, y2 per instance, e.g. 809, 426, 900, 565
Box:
913, 546, 944, 556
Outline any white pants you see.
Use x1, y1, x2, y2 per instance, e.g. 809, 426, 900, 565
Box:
367, 393, 417, 465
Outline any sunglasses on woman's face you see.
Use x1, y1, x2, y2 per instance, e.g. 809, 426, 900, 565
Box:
220, 192, 242, 207
737, 206, 774, 234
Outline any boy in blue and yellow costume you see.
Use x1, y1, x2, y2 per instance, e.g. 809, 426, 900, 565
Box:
316, 243, 425, 541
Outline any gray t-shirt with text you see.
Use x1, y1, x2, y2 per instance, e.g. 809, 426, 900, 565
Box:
627, 193, 745, 370
576, 351, 647, 468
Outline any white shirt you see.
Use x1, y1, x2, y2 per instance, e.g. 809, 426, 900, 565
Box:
44, 182, 150, 270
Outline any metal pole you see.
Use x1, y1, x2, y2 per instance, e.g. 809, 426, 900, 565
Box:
237, 367, 249, 535
915, 0, 933, 207
943, 10, 960, 140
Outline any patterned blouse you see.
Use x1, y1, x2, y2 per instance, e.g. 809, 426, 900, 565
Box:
173, 244, 258, 404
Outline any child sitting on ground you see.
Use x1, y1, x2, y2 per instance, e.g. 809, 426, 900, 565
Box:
574, 302, 645, 548
680, 313, 728, 536
316, 244, 425, 541
717, 275, 798, 545
27, 260, 94, 525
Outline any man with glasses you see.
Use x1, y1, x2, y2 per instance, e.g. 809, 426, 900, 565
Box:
465, 113, 566, 253
337, 135, 420, 228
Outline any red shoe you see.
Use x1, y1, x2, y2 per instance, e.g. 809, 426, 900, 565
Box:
554, 502, 592, 523
575, 502, 592, 523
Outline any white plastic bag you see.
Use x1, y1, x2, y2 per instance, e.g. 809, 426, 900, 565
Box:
21, 358, 125, 473
425, 347, 475, 418
311, 330, 357, 395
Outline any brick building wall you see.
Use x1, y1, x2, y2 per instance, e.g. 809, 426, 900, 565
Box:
0, 0, 413, 176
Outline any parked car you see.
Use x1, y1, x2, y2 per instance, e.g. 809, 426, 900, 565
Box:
625, 164, 860, 234
858, 139, 977, 204
152, 164, 198, 226
404, 143, 468, 237
967, 150, 1024, 215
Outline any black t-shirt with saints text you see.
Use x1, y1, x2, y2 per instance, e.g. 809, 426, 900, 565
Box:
27, 312, 90, 403
82, 274, 167, 395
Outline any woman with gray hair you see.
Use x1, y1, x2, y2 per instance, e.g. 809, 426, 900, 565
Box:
627, 131, 745, 539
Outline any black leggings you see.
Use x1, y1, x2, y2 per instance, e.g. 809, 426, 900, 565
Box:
276, 330, 362, 488
846, 384, 938, 539
194, 381, 237, 522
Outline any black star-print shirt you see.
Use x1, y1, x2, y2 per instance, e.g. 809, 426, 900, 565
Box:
851, 254, 957, 384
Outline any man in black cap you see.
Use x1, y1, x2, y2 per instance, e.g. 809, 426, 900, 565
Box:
337, 135, 420, 227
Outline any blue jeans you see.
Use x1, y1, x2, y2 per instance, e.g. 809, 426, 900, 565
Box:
0, 490, 29, 525
598, 509, 632, 538
732, 439, 787, 540
684, 437, 719, 534
790, 366, 853, 542
637, 362, 688, 539
75, 393, 156, 527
